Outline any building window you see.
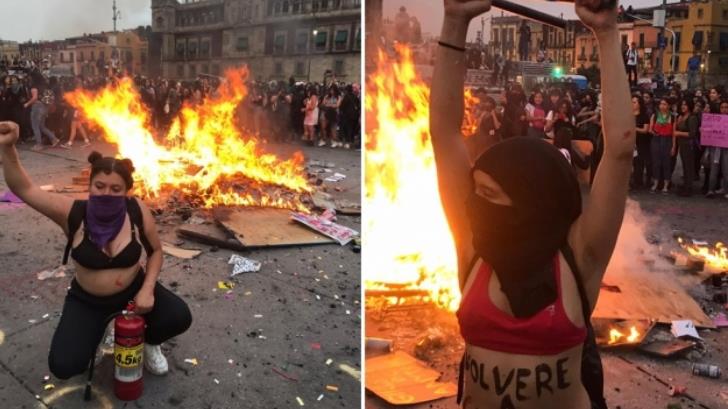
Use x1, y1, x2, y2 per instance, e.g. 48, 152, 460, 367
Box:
201, 64, 209, 74
212, 64, 221, 76
188, 40, 198, 59
293, 1, 302, 13
334, 30, 348, 51
334, 59, 344, 76
314, 31, 327, 51
296, 32, 308, 53
274, 1, 282, 15
70, 52, 74, 61
674, 32, 681, 52
493, 30, 499, 43
295, 61, 305, 75
321, 0, 329, 10
90, 51, 95, 61
177, 64, 184, 77
697, 8, 703, 19
720, 32, 728, 51
274, 33, 286, 54
282, 1, 289, 13
200, 39, 211, 58
353, 28, 360, 51
638, 33, 644, 48
176, 41, 186, 58
236, 37, 249, 52
80, 51, 85, 61
275, 62, 283, 75
723, 10, 728, 20
189, 64, 197, 78
126, 50, 133, 63
100, 50, 105, 60
141, 53, 146, 65
60, 53, 65, 63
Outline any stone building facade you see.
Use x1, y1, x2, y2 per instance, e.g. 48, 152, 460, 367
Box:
150, 0, 361, 83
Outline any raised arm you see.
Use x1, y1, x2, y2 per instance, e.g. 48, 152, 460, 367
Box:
430, 0, 491, 278
568, 0, 635, 309
0, 122, 73, 233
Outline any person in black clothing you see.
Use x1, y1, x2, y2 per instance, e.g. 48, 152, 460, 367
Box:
632, 94, 651, 188
673, 98, 698, 196
338, 85, 360, 149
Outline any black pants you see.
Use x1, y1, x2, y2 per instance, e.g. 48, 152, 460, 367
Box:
626, 65, 637, 86
48, 271, 192, 380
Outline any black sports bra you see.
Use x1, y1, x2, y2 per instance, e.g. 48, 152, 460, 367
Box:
70, 218, 143, 270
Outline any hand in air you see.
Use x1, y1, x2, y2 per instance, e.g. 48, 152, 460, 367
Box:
444, 0, 491, 21
0, 121, 19, 146
575, 0, 618, 34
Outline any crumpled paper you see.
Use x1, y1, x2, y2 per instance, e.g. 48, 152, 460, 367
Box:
228, 254, 262, 276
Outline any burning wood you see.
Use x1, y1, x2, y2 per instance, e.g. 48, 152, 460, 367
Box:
676, 236, 728, 274
364, 46, 481, 312
64, 67, 312, 212
593, 319, 654, 347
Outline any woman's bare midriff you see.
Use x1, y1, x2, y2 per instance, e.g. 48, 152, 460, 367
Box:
71, 216, 142, 297
460, 343, 590, 409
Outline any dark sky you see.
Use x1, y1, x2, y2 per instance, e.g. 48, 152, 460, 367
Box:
0, 0, 151, 42
382, 0, 666, 41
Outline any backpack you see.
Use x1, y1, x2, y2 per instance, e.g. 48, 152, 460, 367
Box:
456, 244, 607, 409
41, 88, 55, 106
62, 197, 154, 265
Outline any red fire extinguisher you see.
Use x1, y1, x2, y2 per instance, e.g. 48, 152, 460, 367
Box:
113, 301, 145, 401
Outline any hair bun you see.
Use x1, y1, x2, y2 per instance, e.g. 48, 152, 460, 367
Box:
88, 151, 103, 164
118, 158, 135, 174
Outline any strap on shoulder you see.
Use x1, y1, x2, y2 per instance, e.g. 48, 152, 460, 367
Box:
126, 197, 154, 255
62, 200, 87, 264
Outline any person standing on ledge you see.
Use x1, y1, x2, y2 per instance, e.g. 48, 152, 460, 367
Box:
429, 0, 633, 408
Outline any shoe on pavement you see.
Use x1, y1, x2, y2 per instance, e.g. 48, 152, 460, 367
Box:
50, 138, 61, 148
81, 141, 91, 147
31, 144, 44, 152
144, 344, 168, 375
317, 140, 326, 147
59, 142, 71, 149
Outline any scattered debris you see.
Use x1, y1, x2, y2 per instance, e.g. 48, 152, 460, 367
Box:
183, 358, 198, 366
639, 339, 696, 358
0, 191, 23, 203
296, 396, 305, 406
338, 363, 361, 381
324, 173, 346, 183
162, 242, 202, 259
290, 213, 358, 245
414, 328, 448, 360
668, 385, 687, 397
228, 254, 262, 276
671, 320, 701, 340
217, 281, 235, 290
36, 265, 67, 281
216, 207, 334, 248
366, 351, 456, 405
325, 385, 338, 392
272, 367, 298, 382
691, 363, 721, 379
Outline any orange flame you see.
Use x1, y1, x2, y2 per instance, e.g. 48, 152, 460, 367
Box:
65, 67, 311, 211
364, 46, 479, 312
608, 326, 640, 344
677, 238, 728, 272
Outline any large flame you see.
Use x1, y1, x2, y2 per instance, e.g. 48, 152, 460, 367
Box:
677, 238, 728, 271
65, 67, 311, 211
364, 46, 479, 312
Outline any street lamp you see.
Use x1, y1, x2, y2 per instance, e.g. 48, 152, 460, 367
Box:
308, 29, 318, 82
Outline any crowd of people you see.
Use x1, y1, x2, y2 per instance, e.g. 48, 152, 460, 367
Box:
468, 80, 728, 199
0, 64, 361, 151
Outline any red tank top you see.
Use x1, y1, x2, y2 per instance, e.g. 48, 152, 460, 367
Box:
457, 256, 587, 355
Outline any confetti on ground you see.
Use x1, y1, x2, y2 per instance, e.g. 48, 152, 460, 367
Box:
326, 385, 339, 392
325, 359, 333, 366
28, 319, 37, 324
254, 314, 263, 318
217, 281, 235, 290
184, 358, 199, 366
42, 313, 49, 319
43, 384, 55, 391
244, 291, 252, 296
338, 363, 361, 380
272, 367, 299, 382
228, 359, 234, 365
213, 378, 220, 384
311, 342, 321, 350
296, 396, 305, 406
315, 295, 321, 300
43, 375, 50, 381
317, 394, 324, 401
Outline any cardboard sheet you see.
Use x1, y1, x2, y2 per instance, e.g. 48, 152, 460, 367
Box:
176, 223, 247, 251
593, 268, 714, 328
365, 351, 457, 405
214, 208, 334, 248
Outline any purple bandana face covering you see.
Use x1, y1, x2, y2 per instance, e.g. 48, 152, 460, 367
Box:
86, 195, 127, 250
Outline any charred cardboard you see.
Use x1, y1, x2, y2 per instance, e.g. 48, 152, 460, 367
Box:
365, 351, 457, 405
176, 223, 247, 251
215, 207, 334, 248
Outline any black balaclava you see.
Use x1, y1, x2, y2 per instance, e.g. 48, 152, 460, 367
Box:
466, 137, 582, 318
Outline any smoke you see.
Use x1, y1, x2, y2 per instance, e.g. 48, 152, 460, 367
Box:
605, 198, 703, 289
1, 0, 151, 42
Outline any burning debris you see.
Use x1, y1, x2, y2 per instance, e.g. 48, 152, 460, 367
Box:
64, 67, 312, 212
364, 45, 484, 312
